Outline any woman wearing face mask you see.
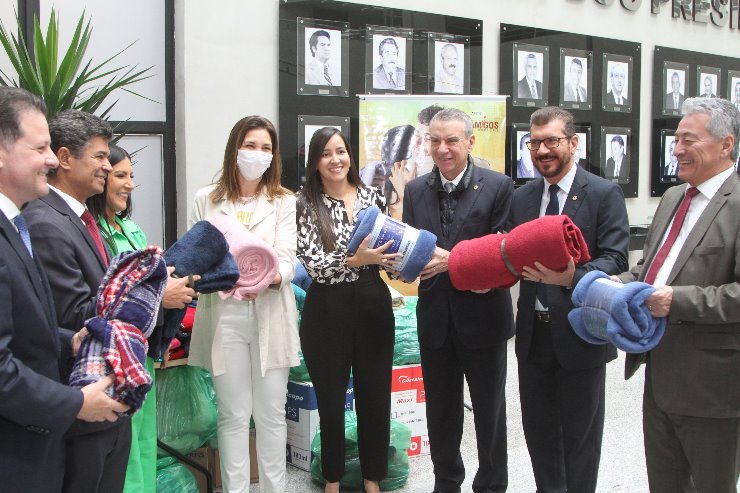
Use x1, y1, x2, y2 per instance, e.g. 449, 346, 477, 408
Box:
188, 116, 299, 493
86, 144, 155, 493
297, 127, 398, 493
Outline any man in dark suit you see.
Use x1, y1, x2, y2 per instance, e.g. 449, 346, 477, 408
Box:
509, 106, 629, 493
604, 135, 629, 181
664, 71, 686, 111
517, 53, 543, 100
563, 58, 587, 103
373, 37, 406, 90
606, 63, 629, 106
403, 108, 514, 493
663, 139, 679, 177
0, 88, 126, 493
699, 75, 717, 98
620, 97, 740, 492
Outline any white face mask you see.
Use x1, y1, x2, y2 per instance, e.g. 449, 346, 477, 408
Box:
236, 149, 273, 181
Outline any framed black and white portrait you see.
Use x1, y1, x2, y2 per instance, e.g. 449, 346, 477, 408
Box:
600, 127, 631, 184
428, 33, 470, 95
662, 61, 689, 116
560, 49, 592, 110
512, 43, 549, 108
602, 54, 632, 113
727, 69, 740, 109
510, 123, 541, 182
696, 66, 720, 98
365, 26, 413, 94
297, 115, 350, 185
297, 18, 349, 97
659, 130, 680, 184
573, 126, 591, 169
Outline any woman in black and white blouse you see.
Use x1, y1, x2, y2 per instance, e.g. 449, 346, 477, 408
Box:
297, 127, 396, 493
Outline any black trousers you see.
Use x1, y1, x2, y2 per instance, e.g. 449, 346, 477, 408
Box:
420, 317, 508, 493
63, 418, 132, 493
518, 319, 606, 493
300, 268, 395, 482
643, 369, 740, 493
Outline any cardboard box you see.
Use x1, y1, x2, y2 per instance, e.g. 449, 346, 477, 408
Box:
185, 446, 220, 493
285, 379, 354, 470
249, 428, 258, 483
390, 364, 429, 457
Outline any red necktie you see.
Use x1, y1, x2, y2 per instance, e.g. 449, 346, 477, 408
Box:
643, 187, 699, 284
81, 210, 108, 267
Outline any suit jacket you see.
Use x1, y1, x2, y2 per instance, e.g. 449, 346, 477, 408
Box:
373, 64, 406, 90
509, 166, 629, 370
517, 77, 543, 99
187, 185, 300, 377
622, 173, 740, 418
604, 153, 630, 180
606, 90, 630, 106
23, 189, 107, 332
402, 160, 515, 349
0, 211, 83, 493
664, 91, 685, 110
564, 83, 587, 103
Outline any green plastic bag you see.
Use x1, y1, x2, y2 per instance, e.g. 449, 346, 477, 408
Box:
310, 411, 412, 491
290, 284, 312, 382
156, 366, 218, 455
155, 456, 199, 493
393, 296, 420, 366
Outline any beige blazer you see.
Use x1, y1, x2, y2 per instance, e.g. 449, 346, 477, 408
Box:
187, 184, 300, 377
623, 172, 740, 418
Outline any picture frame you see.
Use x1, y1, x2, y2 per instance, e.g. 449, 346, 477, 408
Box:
602, 53, 633, 113
662, 61, 689, 116
560, 48, 592, 110
600, 126, 631, 184
573, 125, 591, 170
428, 32, 470, 95
297, 115, 350, 185
696, 65, 721, 98
510, 123, 540, 183
512, 43, 549, 108
365, 25, 413, 94
297, 18, 350, 97
727, 69, 740, 109
659, 130, 681, 184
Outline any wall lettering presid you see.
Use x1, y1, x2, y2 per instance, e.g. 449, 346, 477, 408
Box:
592, 0, 740, 29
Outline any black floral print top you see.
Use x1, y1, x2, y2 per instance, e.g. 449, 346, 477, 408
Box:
297, 186, 386, 285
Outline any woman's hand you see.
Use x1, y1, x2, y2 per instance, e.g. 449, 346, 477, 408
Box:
346, 234, 400, 268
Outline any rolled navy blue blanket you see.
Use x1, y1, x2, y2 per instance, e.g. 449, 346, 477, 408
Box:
347, 205, 437, 282
568, 270, 667, 353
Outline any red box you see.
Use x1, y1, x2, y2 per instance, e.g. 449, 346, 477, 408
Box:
390, 364, 429, 457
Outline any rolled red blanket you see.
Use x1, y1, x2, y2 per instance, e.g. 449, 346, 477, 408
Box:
448, 215, 590, 291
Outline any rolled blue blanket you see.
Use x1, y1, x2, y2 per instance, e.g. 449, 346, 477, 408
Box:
347, 206, 437, 282
568, 270, 667, 353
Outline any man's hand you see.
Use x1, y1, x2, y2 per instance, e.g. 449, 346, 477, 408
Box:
162, 267, 199, 309
72, 328, 89, 357
77, 375, 129, 422
419, 247, 449, 281
521, 258, 576, 287
645, 285, 673, 317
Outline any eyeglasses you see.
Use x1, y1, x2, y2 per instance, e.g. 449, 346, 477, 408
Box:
525, 136, 572, 151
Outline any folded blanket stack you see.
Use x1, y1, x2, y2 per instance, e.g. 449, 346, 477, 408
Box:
208, 215, 279, 299
448, 215, 590, 291
347, 205, 437, 282
70, 246, 168, 413
155, 221, 240, 360
568, 270, 667, 353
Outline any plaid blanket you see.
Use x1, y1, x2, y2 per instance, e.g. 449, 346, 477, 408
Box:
69, 246, 168, 413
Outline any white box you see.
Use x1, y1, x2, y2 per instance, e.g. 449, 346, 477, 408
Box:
390, 364, 429, 457
285, 379, 354, 470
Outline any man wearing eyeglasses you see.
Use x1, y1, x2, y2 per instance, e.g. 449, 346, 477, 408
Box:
403, 108, 514, 493
507, 107, 629, 493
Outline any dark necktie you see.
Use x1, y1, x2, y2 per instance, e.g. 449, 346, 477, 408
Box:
81, 210, 108, 267
389, 72, 395, 87
530, 82, 537, 99
576, 89, 581, 102
323, 65, 332, 85
444, 182, 455, 194
643, 187, 700, 285
13, 214, 33, 257
536, 184, 561, 309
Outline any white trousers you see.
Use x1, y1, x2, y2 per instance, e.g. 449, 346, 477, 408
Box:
213, 300, 290, 493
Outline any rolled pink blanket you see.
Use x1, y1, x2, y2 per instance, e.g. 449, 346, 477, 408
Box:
448, 215, 590, 291
208, 215, 279, 300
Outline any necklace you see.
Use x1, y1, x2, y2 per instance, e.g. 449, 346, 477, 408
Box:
238, 193, 259, 205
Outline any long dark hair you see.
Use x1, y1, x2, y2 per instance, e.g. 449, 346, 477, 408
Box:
86, 144, 132, 220
209, 115, 290, 204
297, 127, 361, 251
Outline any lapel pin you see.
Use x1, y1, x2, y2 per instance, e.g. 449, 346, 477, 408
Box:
571, 195, 577, 201
473, 184, 479, 190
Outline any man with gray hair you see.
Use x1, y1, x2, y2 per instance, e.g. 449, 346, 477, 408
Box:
619, 97, 740, 491
403, 107, 514, 493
